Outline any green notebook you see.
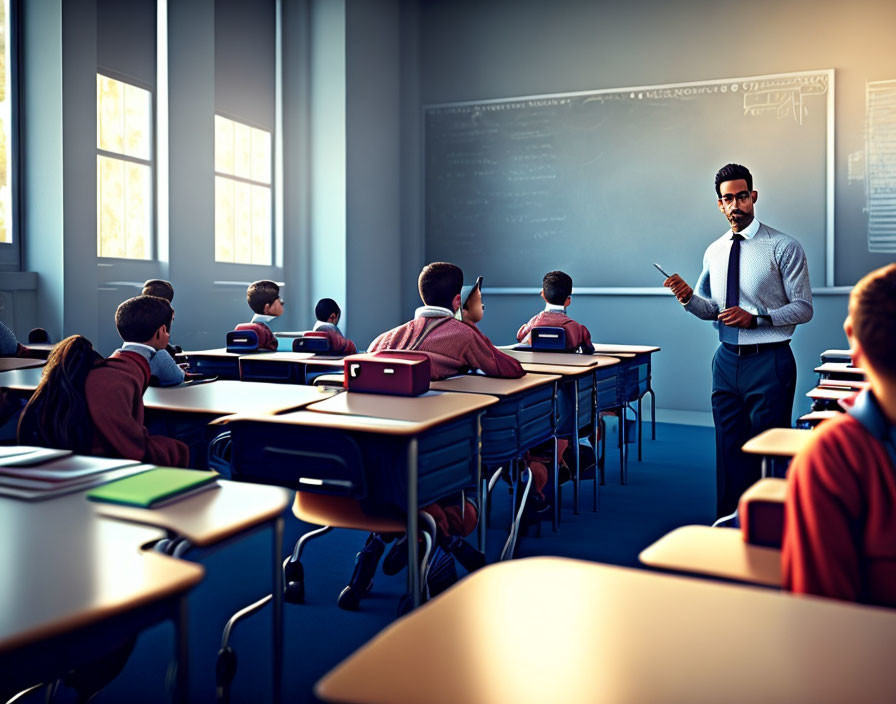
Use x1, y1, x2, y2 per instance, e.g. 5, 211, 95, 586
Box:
87, 467, 218, 508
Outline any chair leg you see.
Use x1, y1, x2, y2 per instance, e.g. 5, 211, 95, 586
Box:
619, 407, 627, 486
637, 396, 643, 462
501, 464, 533, 561
217, 595, 274, 704
647, 387, 657, 439
283, 525, 333, 604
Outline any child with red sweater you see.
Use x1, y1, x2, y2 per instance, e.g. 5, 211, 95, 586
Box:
517, 270, 594, 353
18, 296, 189, 467
312, 298, 357, 355
234, 280, 283, 351
782, 263, 896, 607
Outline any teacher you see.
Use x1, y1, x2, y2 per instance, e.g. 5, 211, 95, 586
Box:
664, 163, 813, 518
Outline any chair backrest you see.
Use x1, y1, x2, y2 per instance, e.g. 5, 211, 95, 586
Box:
292, 331, 333, 354
531, 326, 567, 350
226, 329, 260, 353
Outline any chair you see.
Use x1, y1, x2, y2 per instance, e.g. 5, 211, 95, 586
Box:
225, 329, 259, 353
292, 332, 333, 354
530, 326, 568, 350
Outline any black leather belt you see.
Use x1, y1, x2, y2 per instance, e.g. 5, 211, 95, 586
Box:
721, 339, 790, 357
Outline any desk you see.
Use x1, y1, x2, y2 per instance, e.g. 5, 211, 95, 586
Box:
239, 352, 345, 385
0, 365, 43, 391
814, 362, 866, 381
144, 379, 333, 416
317, 557, 896, 704
820, 349, 852, 364
797, 410, 839, 428
0, 357, 45, 372
0, 488, 203, 702
742, 427, 814, 477
503, 349, 604, 367
431, 373, 559, 551
217, 390, 497, 609
180, 348, 254, 380
639, 525, 781, 587
96, 480, 291, 704
22, 343, 55, 359
806, 386, 854, 413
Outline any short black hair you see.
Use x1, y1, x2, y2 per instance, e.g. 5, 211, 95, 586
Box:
851, 263, 896, 380
247, 280, 280, 315
142, 279, 174, 302
715, 163, 753, 198
418, 262, 464, 309
115, 295, 174, 343
315, 298, 341, 322
542, 270, 573, 305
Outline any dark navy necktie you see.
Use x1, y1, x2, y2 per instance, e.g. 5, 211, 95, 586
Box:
719, 233, 744, 343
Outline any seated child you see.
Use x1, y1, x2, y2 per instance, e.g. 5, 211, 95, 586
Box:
18, 296, 189, 466
234, 280, 283, 351
0, 320, 25, 356
341, 263, 523, 608
312, 298, 357, 354
782, 263, 896, 608
516, 270, 595, 353
139, 280, 185, 386
458, 276, 484, 326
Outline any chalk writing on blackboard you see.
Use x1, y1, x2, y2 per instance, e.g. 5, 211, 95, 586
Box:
742, 74, 829, 125
866, 79, 896, 253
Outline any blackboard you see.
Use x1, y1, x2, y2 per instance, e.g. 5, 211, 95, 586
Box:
425, 70, 833, 289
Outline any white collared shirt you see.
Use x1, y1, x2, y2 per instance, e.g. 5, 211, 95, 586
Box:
414, 305, 454, 319
543, 302, 567, 313
683, 219, 813, 344
250, 313, 277, 325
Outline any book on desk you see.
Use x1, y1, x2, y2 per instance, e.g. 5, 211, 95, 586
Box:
87, 467, 219, 508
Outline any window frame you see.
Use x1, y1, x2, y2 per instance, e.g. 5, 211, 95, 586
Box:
95, 69, 156, 262
0, 0, 21, 271
213, 110, 274, 267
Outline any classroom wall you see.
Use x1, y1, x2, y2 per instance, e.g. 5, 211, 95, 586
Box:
399, 0, 896, 419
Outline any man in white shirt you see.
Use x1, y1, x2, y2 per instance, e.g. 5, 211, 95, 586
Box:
664, 163, 813, 518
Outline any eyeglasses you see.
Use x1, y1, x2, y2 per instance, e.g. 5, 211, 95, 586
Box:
720, 191, 752, 205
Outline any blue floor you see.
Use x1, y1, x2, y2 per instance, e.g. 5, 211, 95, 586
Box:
49, 421, 717, 704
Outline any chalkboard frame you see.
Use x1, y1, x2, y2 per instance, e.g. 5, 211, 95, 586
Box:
423, 68, 836, 292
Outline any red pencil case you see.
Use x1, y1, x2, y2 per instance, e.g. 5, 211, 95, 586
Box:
343, 351, 431, 396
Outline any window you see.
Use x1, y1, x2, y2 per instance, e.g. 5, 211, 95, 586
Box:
0, 0, 12, 245
96, 73, 152, 259
214, 114, 271, 265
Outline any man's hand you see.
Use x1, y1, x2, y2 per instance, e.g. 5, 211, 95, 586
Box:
718, 306, 754, 328
664, 274, 693, 304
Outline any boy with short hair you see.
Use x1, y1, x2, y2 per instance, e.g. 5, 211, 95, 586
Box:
516, 270, 594, 353
458, 276, 484, 326
138, 280, 184, 386
782, 263, 896, 607
312, 298, 357, 355
19, 297, 189, 467
235, 280, 283, 351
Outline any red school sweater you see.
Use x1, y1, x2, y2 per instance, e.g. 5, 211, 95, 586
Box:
84, 350, 190, 467
516, 311, 594, 354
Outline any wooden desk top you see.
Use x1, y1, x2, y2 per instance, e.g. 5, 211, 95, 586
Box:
145, 380, 335, 415
520, 361, 616, 377
742, 428, 814, 457
0, 491, 203, 652
0, 366, 44, 391
316, 557, 896, 704
0, 357, 46, 372
430, 373, 560, 396
181, 347, 245, 358
818, 378, 868, 390
96, 480, 291, 547
639, 525, 781, 587
239, 351, 315, 362
590, 343, 661, 354
798, 410, 840, 425
503, 349, 611, 367
814, 362, 866, 377
806, 386, 855, 401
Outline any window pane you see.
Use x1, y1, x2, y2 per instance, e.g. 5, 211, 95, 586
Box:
215, 176, 235, 262
123, 83, 151, 160
0, 0, 10, 244
251, 127, 271, 185
251, 185, 271, 265
97, 75, 124, 153
97, 155, 126, 258
233, 181, 251, 262
233, 121, 251, 179
125, 162, 151, 259
215, 115, 234, 176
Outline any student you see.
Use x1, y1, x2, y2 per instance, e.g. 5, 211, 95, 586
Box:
312, 298, 357, 354
458, 276, 484, 326
137, 280, 185, 386
782, 263, 896, 607
234, 280, 283, 351
0, 320, 25, 356
18, 296, 189, 466
339, 263, 523, 609
516, 270, 595, 353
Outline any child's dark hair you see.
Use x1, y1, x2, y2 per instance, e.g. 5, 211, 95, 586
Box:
714, 163, 753, 197
18, 335, 101, 453
851, 263, 896, 380
142, 279, 174, 302
116, 295, 174, 343
542, 270, 573, 305
315, 298, 340, 322
247, 280, 280, 315
418, 262, 463, 310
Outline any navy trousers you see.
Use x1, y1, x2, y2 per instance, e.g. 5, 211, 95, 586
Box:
711, 342, 796, 518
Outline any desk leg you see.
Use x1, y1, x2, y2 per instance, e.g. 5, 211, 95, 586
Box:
476, 414, 486, 555
648, 354, 656, 440
620, 406, 626, 486
761, 457, 769, 479
573, 379, 580, 515
406, 438, 420, 609
592, 372, 599, 512
552, 381, 559, 531
637, 396, 643, 461
272, 516, 284, 704
173, 595, 189, 704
